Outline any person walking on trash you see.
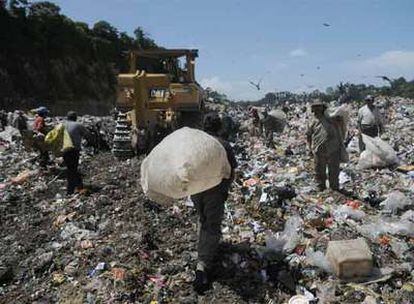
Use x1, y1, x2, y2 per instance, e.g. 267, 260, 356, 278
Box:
13, 110, 28, 135
260, 110, 275, 148
33, 106, 50, 168
306, 99, 345, 192
191, 112, 238, 294
63, 111, 91, 195
358, 95, 384, 152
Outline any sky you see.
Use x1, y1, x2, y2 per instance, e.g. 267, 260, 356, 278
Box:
50, 0, 414, 101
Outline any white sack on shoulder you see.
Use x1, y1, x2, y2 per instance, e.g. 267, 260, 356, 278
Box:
140, 127, 231, 204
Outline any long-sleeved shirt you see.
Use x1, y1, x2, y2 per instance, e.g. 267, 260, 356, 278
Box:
306, 115, 342, 155
13, 115, 28, 131
358, 105, 383, 127
33, 116, 46, 134
63, 120, 89, 150
209, 135, 238, 194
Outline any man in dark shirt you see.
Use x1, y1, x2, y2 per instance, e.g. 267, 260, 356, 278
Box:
13, 110, 28, 135
63, 111, 90, 195
191, 113, 238, 294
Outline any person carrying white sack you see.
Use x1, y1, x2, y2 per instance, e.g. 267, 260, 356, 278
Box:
358, 95, 384, 152
191, 112, 237, 294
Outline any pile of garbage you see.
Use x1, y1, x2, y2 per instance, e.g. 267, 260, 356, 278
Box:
0, 97, 413, 303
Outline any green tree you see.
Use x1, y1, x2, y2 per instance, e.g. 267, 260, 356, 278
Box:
28, 1, 60, 17
93, 20, 118, 41
134, 26, 157, 49
8, 0, 29, 17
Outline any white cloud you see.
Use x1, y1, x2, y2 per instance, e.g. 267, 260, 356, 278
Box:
365, 50, 414, 69
200, 76, 263, 101
346, 50, 414, 81
200, 76, 232, 93
289, 48, 308, 57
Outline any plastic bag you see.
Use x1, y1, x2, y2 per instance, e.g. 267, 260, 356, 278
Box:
333, 205, 366, 220
358, 218, 414, 239
261, 110, 286, 133
385, 220, 414, 237
401, 210, 414, 222
358, 134, 399, 169
358, 150, 386, 169
265, 216, 303, 253
305, 248, 333, 273
45, 123, 74, 156
0, 126, 21, 142
140, 127, 231, 205
380, 191, 412, 214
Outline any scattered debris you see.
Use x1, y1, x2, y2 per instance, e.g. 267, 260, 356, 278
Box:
0, 97, 413, 303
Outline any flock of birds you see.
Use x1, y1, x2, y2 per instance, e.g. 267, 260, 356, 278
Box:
247, 22, 393, 92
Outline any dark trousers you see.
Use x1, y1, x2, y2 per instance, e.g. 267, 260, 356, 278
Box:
63, 149, 82, 194
314, 150, 340, 190
359, 125, 380, 152
191, 187, 227, 271
39, 151, 50, 168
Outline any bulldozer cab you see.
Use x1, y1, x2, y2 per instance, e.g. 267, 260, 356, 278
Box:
113, 49, 204, 157
117, 49, 203, 129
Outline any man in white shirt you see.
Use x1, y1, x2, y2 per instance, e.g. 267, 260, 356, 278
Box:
357, 95, 384, 152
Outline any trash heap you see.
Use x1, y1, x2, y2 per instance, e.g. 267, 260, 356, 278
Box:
0, 97, 413, 303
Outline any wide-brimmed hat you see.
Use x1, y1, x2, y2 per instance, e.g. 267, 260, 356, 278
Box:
310, 99, 327, 108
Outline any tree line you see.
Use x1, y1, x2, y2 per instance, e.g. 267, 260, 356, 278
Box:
0, 0, 159, 114
255, 77, 414, 106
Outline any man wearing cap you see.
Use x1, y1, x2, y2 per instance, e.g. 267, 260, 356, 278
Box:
33, 107, 50, 168
306, 100, 343, 191
191, 112, 237, 294
358, 95, 384, 152
63, 111, 90, 195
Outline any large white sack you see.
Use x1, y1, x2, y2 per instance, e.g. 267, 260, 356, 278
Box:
140, 127, 231, 204
358, 134, 399, 169
262, 110, 286, 133
327, 104, 351, 138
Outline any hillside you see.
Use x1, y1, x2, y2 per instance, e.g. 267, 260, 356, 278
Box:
0, 0, 158, 115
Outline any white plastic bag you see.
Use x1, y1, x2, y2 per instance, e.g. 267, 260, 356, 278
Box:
358, 150, 387, 169
358, 218, 414, 239
0, 126, 21, 142
305, 248, 333, 273
140, 127, 231, 205
380, 191, 412, 214
265, 216, 303, 253
333, 205, 366, 220
358, 134, 399, 169
262, 110, 286, 133
401, 210, 414, 222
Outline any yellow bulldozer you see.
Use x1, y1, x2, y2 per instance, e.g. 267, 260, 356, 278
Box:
112, 49, 204, 157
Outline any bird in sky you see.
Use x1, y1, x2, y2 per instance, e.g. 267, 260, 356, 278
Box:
316, 66, 320, 70
376, 75, 392, 83
323, 23, 331, 27
249, 78, 262, 90
300, 73, 305, 77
